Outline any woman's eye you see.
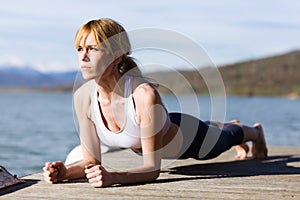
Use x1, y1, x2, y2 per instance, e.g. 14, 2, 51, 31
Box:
90, 47, 99, 51
77, 47, 83, 52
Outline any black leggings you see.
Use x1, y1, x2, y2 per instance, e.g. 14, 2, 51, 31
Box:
169, 113, 244, 160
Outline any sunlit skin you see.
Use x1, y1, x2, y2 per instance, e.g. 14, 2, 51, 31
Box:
77, 33, 112, 80
43, 31, 267, 187
43, 32, 182, 187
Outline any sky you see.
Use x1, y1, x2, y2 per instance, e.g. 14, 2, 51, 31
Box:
0, 0, 299, 72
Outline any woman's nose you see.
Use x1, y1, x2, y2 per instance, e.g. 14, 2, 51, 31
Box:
79, 50, 89, 61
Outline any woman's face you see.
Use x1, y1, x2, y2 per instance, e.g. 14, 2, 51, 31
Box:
77, 33, 113, 80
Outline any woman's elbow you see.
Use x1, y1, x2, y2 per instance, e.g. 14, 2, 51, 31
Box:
148, 169, 160, 182
153, 170, 160, 180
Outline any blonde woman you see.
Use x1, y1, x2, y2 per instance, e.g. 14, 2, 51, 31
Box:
43, 18, 267, 187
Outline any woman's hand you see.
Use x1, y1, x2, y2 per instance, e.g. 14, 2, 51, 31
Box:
43, 161, 67, 183
85, 164, 113, 187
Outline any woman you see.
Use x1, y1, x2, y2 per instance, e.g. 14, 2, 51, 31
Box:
43, 18, 268, 187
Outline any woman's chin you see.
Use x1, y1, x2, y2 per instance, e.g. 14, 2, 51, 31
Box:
81, 72, 96, 80
81, 70, 104, 81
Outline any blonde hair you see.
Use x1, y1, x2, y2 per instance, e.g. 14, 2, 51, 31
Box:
75, 18, 140, 76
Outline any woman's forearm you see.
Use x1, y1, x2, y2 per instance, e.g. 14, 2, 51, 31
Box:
65, 160, 94, 180
110, 165, 160, 185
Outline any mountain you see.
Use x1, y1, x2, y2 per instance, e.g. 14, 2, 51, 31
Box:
147, 50, 300, 96
219, 50, 300, 96
0, 66, 78, 91
1, 50, 299, 95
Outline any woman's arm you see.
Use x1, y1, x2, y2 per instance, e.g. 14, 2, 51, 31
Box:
44, 84, 101, 183
85, 83, 165, 187
70, 86, 102, 178
44, 144, 99, 183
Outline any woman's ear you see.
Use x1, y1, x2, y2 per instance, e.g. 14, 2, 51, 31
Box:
112, 50, 123, 65
112, 55, 122, 66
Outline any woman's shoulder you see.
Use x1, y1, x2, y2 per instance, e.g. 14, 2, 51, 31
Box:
73, 80, 96, 109
131, 75, 154, 92
131, 76, 160, 104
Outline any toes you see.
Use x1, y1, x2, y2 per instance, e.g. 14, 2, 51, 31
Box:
235, 153, 247, 160
234, 144, 249, 160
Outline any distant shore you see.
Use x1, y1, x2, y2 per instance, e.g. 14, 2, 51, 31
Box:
1, 50, 299, 97
0, 86, 298, 100
149, 50, 300, 97
0, 86, 73, 93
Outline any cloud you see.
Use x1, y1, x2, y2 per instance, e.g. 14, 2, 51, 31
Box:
0, 0, 299, 72
0, 55, 26, 68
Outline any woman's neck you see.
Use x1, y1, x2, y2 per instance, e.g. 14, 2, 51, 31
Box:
95, 68, 124, 104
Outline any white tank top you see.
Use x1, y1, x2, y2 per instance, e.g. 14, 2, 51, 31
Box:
90, 75, 170, 148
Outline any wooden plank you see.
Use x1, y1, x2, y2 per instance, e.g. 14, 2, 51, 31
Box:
1, 146, 300, 199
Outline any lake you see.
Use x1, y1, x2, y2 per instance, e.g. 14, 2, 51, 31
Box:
0, 92, 299, 177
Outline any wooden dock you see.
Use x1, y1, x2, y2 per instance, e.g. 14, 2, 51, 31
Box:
1, 146, 300, 199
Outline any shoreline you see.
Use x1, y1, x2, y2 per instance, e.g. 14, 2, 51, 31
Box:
0, 87, 73, 93
0, 87, 298, 99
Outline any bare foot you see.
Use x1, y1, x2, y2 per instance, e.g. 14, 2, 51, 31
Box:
235, 143, 249, 159
251, 123, 268, 160
210, 120, 240, 128
230, 120, 240, 124
224, 120, 240, 126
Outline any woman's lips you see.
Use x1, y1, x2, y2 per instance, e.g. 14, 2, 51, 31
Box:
80, 66, 91, 70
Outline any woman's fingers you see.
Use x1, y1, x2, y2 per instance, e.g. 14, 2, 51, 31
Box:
50, 161, 64, 168
86, 169, 102, 179
44, 175, 58, 183
89, 175, 104, 187
85, 164, 105, 187
43, 162, 52, 171
85, 165, 102, 178
44, 172, 58, 183
43, 161, 60, 183
90, 180, 104, 188
84, 164, 100, 173
88, 174, 103, 183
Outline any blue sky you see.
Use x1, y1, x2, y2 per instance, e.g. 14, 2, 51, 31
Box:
0, 0, 299, 72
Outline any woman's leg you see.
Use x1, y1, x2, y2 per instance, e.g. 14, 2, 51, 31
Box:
208, 120, 248, 159
205, 120, 268, 160
169, 113, 267, 160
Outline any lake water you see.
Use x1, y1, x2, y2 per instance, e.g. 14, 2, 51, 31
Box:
0, 92, 299, 177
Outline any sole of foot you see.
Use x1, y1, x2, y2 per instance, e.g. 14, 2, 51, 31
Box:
252, 123, 268, 160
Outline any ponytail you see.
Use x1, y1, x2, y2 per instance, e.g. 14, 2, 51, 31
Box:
118, 55, 142, 76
